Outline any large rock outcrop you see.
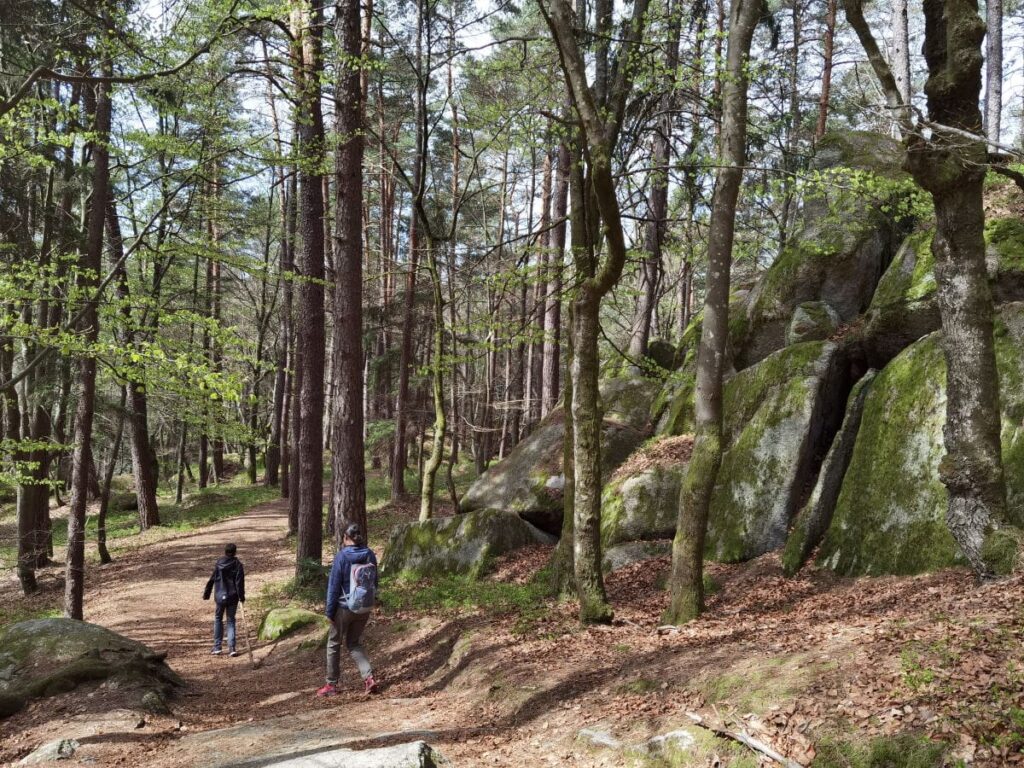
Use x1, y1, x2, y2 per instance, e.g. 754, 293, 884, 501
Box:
460, 376, 659, 533
431, 137, 1024, 581
0, 619, 182, 718
707, 340, 848, 561
380, 509, 556, 579
863, 217, 1024, 367
817, 303, 1024, 575
731, 132, 910, 369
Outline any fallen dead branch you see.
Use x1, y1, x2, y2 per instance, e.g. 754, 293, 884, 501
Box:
686, 711, 805, 768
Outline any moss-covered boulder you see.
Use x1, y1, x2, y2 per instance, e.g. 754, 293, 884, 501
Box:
0, 618, 182, 718
861, 230, 940, 366
381, 509, 556, 579
460, 376, 659, 533
653, 372, 696, 437
819, 303, 1024, 575
864, 218, 1024, 367
731, 132, 909, 369
810, 130, 907, 181
600, 465, 682, 548
258, 608, 328, 642
707, 340, 848, 561
644, 339, 679, 371
786, 301, 840, 345
599, 436, 693, 548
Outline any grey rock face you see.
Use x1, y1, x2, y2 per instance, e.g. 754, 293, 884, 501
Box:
460, 376, 659, 534
381, 509, 556, 579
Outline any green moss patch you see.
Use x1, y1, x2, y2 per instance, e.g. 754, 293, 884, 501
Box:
0, 618, 182, 717
257, 607, 328, 642
812, 733, 946, 767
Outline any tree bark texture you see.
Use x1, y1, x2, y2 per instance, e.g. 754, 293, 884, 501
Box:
292, 0, 327, 581
106, 194, 159, 529
665, 0, 761, 625
65, 74, 111, 620
985, 0, 1002, 142
331, 0, 368, 542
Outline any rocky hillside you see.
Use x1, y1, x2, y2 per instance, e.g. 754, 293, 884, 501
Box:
386, 131, 1024, 580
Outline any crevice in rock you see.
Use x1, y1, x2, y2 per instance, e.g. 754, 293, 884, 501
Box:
784, 345, 857, 534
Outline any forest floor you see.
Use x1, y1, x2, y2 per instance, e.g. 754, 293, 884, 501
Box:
1, 483, 1023, 767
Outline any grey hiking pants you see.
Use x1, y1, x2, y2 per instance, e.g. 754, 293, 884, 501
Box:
326, 608, 372, 684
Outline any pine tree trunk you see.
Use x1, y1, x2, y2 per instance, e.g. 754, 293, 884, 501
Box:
330, 0, 368, 541
392, 0, 427, 501
281, 172, 298, 504
292, 0, 327, 581
815, 0, 837, 140
106, 196, 159, 529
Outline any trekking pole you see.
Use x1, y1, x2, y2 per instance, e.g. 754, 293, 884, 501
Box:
239, 602, 259, 670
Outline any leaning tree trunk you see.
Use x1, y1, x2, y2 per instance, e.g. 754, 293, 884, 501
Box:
65, 74, 111, 620
330, 0, 368, 542
664, 0, 761, 625
420, 237, 447, 522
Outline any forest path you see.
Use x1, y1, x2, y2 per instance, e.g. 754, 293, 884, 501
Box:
54, 495, 454, 767
84, 496, 293, 661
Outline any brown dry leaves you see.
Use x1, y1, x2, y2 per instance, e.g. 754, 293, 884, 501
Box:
450, 548, 1024, 766
610, 435, 694, 483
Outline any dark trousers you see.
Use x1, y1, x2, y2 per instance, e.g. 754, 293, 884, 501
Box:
214, 600, 237, 650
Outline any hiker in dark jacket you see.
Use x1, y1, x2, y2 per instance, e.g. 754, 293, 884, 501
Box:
202, 543, 246, 657
317, 524, 378, 696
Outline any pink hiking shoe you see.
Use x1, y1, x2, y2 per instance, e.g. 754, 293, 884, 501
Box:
316, 683, 339, 698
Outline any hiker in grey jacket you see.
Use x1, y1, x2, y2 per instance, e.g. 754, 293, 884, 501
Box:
202, 543, 246, 657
